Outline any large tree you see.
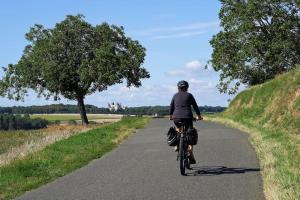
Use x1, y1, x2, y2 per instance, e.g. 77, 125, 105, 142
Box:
0, 15, 150, 125
210, 0, 300, 94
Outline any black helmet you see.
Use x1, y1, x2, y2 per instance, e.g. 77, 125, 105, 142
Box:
177, 80, 189, 89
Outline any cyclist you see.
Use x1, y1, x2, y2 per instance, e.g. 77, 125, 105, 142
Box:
169, 80, 203, 164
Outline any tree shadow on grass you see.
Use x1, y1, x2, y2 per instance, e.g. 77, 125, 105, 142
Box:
186, 166, 260, 176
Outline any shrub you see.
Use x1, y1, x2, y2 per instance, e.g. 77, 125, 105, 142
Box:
0, 114, 48, 130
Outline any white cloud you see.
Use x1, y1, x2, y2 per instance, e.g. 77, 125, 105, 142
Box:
134, 21, 218, 35
152, 31, 204, 40
163, 59, 225, 99
165, 69, 186, 76
189, 78, 215, 91
189, 78, 205, 84
185, 60, 202, 70
166, 60, 205, 77
132, 21, 219, 40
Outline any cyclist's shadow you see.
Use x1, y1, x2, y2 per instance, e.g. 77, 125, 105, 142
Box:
186, 166, 260, 176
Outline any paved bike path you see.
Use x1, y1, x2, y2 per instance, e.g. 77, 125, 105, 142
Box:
17, 119, 265, 200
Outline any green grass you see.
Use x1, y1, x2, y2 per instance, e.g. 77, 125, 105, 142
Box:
206, 67, 300, 200
224, 67, 300, 133
31, 114, 120, 121
0, 117, 150, 200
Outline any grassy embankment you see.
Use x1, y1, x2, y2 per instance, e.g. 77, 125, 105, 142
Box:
207, 68, 300, 200
0, 117, 150, 200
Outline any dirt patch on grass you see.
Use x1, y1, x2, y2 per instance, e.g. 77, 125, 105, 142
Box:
290, 88, 300, 117
227, 99, 241, 112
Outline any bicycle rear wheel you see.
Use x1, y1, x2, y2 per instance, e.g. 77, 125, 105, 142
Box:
179, 136, 186, 175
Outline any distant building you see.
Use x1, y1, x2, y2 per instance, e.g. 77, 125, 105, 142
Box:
108, 102, 127, 112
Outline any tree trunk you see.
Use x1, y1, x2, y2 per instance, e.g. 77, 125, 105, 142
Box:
77, 96, 89, 125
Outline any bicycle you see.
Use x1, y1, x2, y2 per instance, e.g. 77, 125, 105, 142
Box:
175, 118, 198, 176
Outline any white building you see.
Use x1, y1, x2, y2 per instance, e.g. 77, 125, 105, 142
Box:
108, 102, 126, 112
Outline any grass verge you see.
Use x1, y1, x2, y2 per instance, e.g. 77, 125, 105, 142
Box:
0, 117, 150, 200
206, 115, 300, 200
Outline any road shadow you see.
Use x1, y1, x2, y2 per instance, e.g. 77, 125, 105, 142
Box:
186, 166, 260, 176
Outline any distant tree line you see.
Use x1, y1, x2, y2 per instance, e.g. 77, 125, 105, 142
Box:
111, 105, 226, 116
0, 104, 226, 116
0, 114, 48, 130
0, 104, 102, 114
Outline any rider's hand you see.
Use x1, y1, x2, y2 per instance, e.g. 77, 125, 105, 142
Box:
196, 115, 203, 120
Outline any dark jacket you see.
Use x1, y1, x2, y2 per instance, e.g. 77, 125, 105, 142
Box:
170, 91, 201, 119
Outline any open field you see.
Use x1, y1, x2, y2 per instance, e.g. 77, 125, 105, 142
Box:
0, 117, 150, 200
31, 114, 122, 121
0, 114, 122, 167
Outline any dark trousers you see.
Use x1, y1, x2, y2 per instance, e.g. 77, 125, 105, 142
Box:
173, 118, 193, 129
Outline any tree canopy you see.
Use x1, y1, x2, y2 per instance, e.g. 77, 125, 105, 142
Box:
0, 14, 150, 124
210, 0, 300, 94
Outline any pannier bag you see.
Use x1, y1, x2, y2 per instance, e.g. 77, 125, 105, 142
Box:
186, 128, 198, 145
167, 127, 179, 146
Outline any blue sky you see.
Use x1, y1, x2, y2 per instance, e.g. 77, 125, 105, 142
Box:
0, 0, 236, 107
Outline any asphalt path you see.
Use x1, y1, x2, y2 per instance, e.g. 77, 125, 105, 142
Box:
17, 119, 265, 200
